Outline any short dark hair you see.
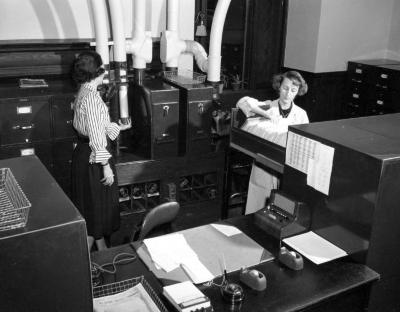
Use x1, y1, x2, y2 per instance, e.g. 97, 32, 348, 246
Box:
272, 71, 308, 96
71, 50, 105, 84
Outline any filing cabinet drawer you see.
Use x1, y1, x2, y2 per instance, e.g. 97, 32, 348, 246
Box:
51, 94, 76, 139
52, 139, 76, 177
343, 101, 365, 118
347, 62, 370, 83
366, 68, 392, 89
0, 97, 50, 145
0, 142, 52, 171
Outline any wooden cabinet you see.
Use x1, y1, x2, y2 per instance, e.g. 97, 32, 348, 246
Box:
343, 59, 400, 118
112, 152, 225, 245
201, 0, 287, 91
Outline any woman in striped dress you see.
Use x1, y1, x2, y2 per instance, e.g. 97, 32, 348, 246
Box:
71, 51, 131, 251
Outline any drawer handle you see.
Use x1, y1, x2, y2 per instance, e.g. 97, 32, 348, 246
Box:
12, 124, 35, 130
349, 103, 359, 108
198, 103, 204, 114
163, 105, 170, 117
355, 68, 363, 74
66, 120, 73, 124
380, 74, 388, 79
352, 93, 359, 99
376, 100, 384, 105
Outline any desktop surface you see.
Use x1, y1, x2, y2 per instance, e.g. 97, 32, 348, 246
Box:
91, 214, 379, 312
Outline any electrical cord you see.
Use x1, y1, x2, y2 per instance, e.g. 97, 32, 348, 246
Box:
91, 252, 137, 274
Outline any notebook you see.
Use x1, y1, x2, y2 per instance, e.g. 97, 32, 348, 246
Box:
163, 281, 211, 312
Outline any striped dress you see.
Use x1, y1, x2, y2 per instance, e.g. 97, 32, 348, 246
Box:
71, 81, 121, 240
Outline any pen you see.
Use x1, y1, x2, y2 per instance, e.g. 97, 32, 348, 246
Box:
222, 253, 227, 282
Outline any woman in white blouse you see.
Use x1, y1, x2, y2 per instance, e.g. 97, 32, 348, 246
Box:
71, 51, 131, 251
236, 71, 309, 214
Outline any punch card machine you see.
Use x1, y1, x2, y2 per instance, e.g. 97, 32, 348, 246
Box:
254, 189, 310, 240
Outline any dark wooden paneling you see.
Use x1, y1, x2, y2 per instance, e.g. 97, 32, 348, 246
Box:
283, 68, 347, 122
247, 0, 288, 89
0, 42, 90, 78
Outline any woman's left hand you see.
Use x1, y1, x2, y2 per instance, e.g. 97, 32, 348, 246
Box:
101, 164, 114, 186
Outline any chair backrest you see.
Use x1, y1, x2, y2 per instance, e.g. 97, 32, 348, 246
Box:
137, 201, 180, 241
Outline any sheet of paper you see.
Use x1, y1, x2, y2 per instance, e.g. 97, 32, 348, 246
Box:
286, 131, 318, 174
307, 143, 335, 195
143, 234, 198, 272
93, 283, 161, 312
283, 231, 347, 265
211, 224, 242, 237
180, 257, 214, 284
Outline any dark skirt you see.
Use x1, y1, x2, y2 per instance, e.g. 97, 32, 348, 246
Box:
71, 140, 120, 240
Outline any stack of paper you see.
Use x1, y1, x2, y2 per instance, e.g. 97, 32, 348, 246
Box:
163, 281, 211, 312
143, 233, 213, 284
93, 283, 161, 312
283, 231, 347, 265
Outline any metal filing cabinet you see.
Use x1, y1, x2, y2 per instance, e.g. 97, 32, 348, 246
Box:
0, 96, 51, 145
0, 96, 53, 171
343, 59, 400, 118
50, 94, 76, 139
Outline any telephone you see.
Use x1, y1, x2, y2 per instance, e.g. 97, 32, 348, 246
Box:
254, 190, 310, 239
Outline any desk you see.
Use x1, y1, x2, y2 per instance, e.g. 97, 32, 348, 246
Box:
91, 214, 379, 312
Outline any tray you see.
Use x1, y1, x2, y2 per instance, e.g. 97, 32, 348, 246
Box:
93, 276, 168, 312
0, 168, 31, 231
163, 70, 206, 85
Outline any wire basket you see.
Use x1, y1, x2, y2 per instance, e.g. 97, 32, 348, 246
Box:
0, 168, 31, 231
93, 276, 168, 312
163, 70, 206, 85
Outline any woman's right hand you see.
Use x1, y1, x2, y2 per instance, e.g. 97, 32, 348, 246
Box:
118, 118, 132, 131
101, 164, 114, 186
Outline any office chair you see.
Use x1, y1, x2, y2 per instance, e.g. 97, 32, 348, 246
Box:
131, 201, 180, 242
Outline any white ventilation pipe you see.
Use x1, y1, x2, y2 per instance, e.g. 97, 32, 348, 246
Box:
108, 0, 129, 120
161, 0, 231, 81
184, 40, 208, 73
90, 0, 110, 83
167, 0, 179, 32
109, 0, 127, 66
207, 0, 231, 82
161, 0, 197, 69
126, 0, 152, 69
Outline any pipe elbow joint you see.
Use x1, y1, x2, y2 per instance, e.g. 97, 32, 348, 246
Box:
160, 30, 187, 67
185, 40, 208, 73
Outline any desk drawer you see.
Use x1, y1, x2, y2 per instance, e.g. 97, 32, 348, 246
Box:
0, 97, 50, 144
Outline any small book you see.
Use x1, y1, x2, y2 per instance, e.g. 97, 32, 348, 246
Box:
163, 281, 212, 312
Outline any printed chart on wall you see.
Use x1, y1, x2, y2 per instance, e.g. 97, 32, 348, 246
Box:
286, 131, 335, 195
